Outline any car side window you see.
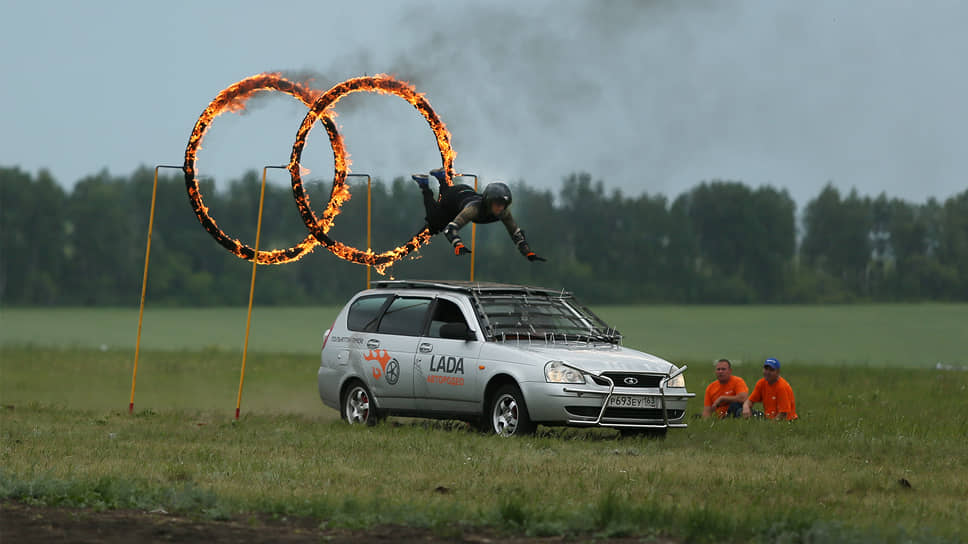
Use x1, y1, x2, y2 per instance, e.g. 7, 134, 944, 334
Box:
346, 295, 390, 332
427, 299, 468, 338
376, 297, 432, 336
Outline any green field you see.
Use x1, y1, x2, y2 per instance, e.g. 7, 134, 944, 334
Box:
2, 346, 967, 542
2, 304, 967, 542
2, 303, 965, 367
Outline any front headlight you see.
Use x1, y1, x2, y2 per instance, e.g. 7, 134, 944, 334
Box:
545, 361, 585, 384
665, 371, 686, 388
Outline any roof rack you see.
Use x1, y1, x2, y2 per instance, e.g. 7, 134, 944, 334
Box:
371, 279, 569, 297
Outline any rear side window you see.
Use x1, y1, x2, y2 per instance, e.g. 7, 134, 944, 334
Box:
427, 299, 469, 338
346, 295, 390, 332
377, 297, 432, 336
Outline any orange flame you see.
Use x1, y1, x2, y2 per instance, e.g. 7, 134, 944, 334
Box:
184, 73, 456, 273
289, 74, 455, 273
183, 73, 345, 265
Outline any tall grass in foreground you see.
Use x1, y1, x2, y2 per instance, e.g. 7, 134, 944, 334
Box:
2, 347, 966, 542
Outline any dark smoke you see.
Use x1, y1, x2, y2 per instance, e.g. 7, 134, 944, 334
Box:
259, 1, 967, 204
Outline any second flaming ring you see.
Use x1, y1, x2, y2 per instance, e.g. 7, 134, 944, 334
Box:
289, 74, 457, 273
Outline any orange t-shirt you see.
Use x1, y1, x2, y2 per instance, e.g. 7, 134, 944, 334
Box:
748, 377, 798, 420
704, 376, 749, 417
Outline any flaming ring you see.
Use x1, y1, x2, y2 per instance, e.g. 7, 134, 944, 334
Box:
183, 73, 345, 265
184, 73, 456, 273
288, 74, 457, 273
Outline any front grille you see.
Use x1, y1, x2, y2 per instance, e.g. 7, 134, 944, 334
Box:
597, 373, 663, 388
566, 406, 685, 420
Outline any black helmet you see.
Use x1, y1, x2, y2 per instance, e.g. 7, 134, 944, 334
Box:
482, 182, 512, 210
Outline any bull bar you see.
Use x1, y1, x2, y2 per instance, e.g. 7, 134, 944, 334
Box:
560, 363, 695, 429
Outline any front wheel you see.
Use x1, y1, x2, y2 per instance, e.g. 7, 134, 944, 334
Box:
484, 384, 535, 437
341, 381, 379, 426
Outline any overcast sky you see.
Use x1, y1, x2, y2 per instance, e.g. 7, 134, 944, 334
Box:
2, 0, 965, 206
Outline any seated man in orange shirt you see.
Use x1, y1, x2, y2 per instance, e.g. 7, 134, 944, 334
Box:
702, 358, 748, 419
742, 358, 798, 421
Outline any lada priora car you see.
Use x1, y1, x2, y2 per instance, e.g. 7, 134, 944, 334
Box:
318, 280, 694, 437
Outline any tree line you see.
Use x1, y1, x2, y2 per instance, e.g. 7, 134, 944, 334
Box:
1, 165, 965, 306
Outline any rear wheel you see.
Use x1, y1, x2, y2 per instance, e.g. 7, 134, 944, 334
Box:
341, 381, 379, 426
485, 384, 535, 437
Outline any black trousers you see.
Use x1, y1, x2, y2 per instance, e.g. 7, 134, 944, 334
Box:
421, 184, 478, 234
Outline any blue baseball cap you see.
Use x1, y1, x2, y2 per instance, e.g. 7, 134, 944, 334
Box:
764, 358, 781, 370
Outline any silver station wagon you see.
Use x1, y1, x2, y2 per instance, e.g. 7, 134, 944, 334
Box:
318, 280, 694, 437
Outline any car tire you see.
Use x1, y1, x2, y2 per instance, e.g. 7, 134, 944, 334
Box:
619, 427, 668, 439
485, 384, 535, 437
341, 380, 380, 426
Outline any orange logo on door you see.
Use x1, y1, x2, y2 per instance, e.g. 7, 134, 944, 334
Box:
364, 349, 392, 380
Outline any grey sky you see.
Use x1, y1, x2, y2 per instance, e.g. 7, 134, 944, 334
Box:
2, 0, 965, 206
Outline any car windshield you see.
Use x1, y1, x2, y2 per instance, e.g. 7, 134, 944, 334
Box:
475, 293, 621, 344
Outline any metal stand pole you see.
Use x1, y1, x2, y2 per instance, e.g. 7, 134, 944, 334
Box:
129, 164, 182, 414
346, 174, 372, 289
459, 174, 479, 282
368, 178, 371, 288
236, 165, 286, 420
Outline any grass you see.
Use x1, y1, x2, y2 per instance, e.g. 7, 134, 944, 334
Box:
2, 303, 966, 367
0, 306, 344, 355
2, 345, 967, 542
0, 346, 321, 414
599, 303, 968, 368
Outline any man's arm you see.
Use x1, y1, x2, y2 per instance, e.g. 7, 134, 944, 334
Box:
742, 398, 754, 418
713, 391, 749, 417
701, 406, 715, 418
712, 391, 749, 407
742, 381, 760, 418
501, 211, 544, 261
451, 203, 479, 230
742, 386, 759, 418
442, 204, 480, 255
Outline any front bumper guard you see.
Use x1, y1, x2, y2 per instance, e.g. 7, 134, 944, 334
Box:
559, 363, 695, 428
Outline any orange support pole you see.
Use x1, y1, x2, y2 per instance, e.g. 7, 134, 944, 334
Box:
129, 164, 182, 414
461, 174, 479, 282
367, 177, 371, 289
346, 174, 372, 289
236, 165, 284, 419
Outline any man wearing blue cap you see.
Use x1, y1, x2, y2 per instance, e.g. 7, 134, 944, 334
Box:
742, 358, 798, 421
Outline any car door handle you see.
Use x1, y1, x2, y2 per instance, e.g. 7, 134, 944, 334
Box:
366, 339, 380, 349
419, 343, 433, 353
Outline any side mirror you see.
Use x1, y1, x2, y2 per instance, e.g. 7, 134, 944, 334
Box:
440, 322, 476, 341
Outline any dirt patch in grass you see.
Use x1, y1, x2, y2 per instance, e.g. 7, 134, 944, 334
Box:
1, 500, 678, 544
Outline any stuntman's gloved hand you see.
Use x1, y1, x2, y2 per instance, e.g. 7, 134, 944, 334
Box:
454, 243, 471, 256
526, 252, 546, 262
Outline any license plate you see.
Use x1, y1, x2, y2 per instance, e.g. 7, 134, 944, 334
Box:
607, 395, 657, 408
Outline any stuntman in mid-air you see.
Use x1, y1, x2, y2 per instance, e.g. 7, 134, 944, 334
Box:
412, 168, 546, 261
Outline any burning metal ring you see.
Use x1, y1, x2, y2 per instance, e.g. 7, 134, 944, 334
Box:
288, 74, 456, 274
183, 73, 346, 264
184, 73, 456, 274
